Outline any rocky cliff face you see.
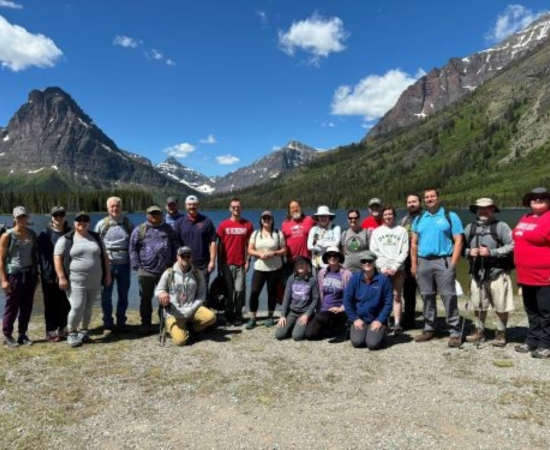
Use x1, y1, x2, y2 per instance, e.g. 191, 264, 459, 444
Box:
367, 13, 550, 138
0, 87, 186, 191
155, 156, 216, 194
214, 140, 320, 192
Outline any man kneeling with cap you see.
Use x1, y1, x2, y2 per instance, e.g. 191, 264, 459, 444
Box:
343, 250, 393, 350
155, 246, 216, 346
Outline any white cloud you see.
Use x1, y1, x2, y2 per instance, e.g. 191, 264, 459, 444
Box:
144, 48, 175, 66
199, 134, 217, 144
113, 35, 141, 48
0, 1, 23, 9
163, 142, 196, 158
322, 121, 335, 128
0, 15, 62, 71
256, 10, 268, 27
278, 13, 349, 64
216, 154, 240, 165
166, 58, 176, 66
331, 68, 426, 121
486, 5, 542, 43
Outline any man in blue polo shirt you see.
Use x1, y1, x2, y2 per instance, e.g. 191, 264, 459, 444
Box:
173, 195, 217, 288
411, 188, 464, 347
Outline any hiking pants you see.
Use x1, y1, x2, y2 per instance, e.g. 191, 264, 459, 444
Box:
417, 257, 460, 336
166, 306, 216, 346
67, 287, 100, 331
249, 269, 281, 314
222, 264, 246, 320
2, 272, 36, 338
275, 311, 310, 341
101, 263, 131, 329
138, 274, 162, 326
350, 322, 387, 350
42, 281, 71, 333
305, 310, 347, 340
521, 284, 550, 350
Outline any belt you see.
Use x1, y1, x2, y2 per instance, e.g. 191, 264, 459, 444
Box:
420, 255, 451, 260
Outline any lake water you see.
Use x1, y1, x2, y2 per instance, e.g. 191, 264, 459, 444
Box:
0, 208, 529, 316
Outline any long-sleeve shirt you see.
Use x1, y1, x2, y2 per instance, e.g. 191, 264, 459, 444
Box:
280, 274, 319, 317
129, 222, 176, 276
155, 262, 205, 319
307, 224, 341, 269
343, 271, 393, 324
369, 225, 409, 271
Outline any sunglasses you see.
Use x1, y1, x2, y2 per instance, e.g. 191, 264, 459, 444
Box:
53, 213, 66, 218
75, 217, 90, 223
262, 216, 273, 220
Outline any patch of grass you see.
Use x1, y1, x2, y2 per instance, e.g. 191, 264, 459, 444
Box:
492, 359, 514, 368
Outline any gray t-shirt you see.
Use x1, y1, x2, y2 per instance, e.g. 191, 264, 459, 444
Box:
341, 228, 369, 273
54, 234, 103, 289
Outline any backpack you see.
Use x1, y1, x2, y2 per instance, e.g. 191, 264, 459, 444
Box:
252, 229, 283, 255
465, 221, 514, 272
99, 216, 132, 240
165, 266, 201, 290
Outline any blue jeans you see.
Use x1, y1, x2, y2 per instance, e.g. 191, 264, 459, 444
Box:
101, 263, 131, 328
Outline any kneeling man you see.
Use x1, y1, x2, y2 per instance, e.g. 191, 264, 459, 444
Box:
155, 246, 216, 346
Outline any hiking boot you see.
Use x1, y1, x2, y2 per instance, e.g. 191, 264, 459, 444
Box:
414, 331, 435, 343
531, 348, 550, 359
102, 329, 114, 340
67, 332, 82, 348
46, 331, 61, 343
465, 328, 486, 343
233, 317, 244, 327
264, 317, 276, 327
245, 318, 257, 330
78, 331, 92, 343
393, 325, 403, 336
515, 343, 536, 354
17, 335, 33, 346
492, 330, 507, 348
3, 336, 19, 348
448, 336, 462, 348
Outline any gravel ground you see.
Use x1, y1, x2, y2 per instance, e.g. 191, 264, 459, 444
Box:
1, 295, 548, 450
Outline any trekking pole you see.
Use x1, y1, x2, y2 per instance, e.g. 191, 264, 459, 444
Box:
459, 283, 471, 350
159, 305, 167, 346
476, 256, 485, 350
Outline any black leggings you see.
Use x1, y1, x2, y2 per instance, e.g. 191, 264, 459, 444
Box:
249, 269, 282, 313
305, 311, 347, 340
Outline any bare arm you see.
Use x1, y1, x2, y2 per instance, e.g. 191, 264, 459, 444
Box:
0, 234, 10, 292
410, 232, 419, 277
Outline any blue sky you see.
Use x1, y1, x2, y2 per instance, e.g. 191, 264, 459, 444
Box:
0, 1, 549, 176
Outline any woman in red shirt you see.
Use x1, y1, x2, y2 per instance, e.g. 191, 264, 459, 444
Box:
513, 187, 550, 358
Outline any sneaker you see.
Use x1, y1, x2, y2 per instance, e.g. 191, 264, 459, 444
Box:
465, 328, 486, 343
46, 331, 61, 343
414, 331, 435, 343
264, 317, 276, 327
57, 328, 69, 340
492, 330, 507, 348
515, 343, 536, 354
532, 348, 550, 359
67, 332, 82, 348
17, 335, 33, 346
245, 318, 257, 330
78, 331, 92, 343
393, 325, 403, 336
102, 329, 114, 340
3, 336, 19, 348
448, 336, 462, 348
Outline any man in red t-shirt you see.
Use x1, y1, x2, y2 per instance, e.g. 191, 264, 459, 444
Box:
217, 198, 253, 325
361, 197, 384, 232
281, 200, 315, 279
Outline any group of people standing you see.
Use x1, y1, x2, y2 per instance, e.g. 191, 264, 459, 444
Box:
2, 187, 550, 359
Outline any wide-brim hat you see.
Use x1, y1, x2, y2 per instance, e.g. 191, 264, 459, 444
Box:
322, 246, 345, 264
469, 198, 500, 214
313, 205, 335, 221
359, 250, 378, 263
522, 187, 550, 207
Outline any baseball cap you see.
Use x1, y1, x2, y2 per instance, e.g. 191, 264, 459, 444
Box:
185, 195, 199, 204
13, 206, 28, 218
166, 196, 178, 205
146, 205, 163, 214
368, 198, 382, 207
51, 205, 66, 215
177, 246, 192, 256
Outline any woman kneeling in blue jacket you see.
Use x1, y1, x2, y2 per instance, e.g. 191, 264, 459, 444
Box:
343, 250, 393, 350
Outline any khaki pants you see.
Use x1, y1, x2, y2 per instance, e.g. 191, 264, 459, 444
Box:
166, 306, 216, 346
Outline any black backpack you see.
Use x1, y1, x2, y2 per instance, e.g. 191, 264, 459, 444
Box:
465, 221, 514, 272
